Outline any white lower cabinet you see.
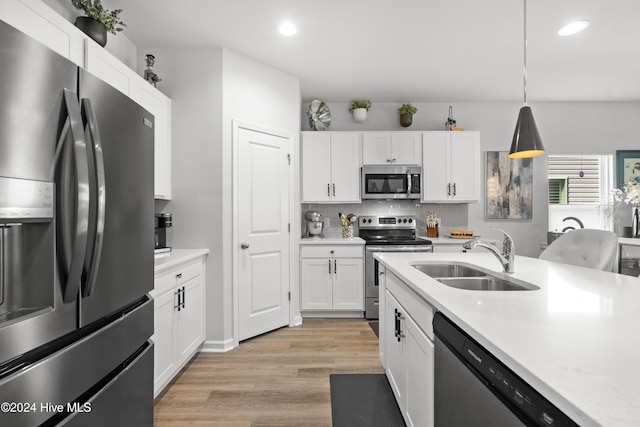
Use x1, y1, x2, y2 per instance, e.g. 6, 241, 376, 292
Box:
152, 256, 206, 397
300, 244, 364, 314
381, 267, 434, 427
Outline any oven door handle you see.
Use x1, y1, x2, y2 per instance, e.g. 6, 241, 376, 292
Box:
407, 171, 412, 197
366, 245, 433, 252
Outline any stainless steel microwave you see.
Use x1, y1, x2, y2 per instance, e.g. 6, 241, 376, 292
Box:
361, 166, 421, 200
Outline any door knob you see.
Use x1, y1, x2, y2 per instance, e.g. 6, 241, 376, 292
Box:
241, 242, 250, 249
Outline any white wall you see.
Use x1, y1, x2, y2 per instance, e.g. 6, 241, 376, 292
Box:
144, 46, 225, 347
302, 101, 640, 256
146, 47, 300, 349
221, 49, 301, 344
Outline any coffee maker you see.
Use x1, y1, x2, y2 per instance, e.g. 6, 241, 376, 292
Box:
155, 213, 172, 253
304, 210, 324, 238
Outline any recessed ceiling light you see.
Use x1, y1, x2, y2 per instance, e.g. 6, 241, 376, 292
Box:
557, 20, 590, 36
278, 22, 297, 36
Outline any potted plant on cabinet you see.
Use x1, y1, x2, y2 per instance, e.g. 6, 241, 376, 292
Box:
397, 103, 417, 127
349, 100, 372, 122
71, 0, 126, 47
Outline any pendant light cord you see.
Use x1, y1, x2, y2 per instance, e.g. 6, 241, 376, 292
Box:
523, 0, 528, 106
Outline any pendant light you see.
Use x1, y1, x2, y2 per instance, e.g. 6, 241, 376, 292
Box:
509, 0, 545, 159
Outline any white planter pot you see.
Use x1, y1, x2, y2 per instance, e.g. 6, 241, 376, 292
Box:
352, 108, 367, 122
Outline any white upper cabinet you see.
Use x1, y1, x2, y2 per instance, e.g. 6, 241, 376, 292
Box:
422, 131, 480, 203
362, 132, 422, 165
1, 0, 84, 65
85, 40, 172, 200
129, 78, 172, 200
84, 39, 137, 96
0, 1, 173, 200
301, 132, 361, 203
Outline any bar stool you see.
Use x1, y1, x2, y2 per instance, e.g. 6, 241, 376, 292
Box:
539, 229, 618, 272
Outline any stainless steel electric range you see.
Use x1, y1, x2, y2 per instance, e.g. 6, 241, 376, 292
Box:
359, 215, 433, 319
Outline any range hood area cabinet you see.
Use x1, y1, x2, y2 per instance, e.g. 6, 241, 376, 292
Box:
301, 132, 361, 203
422, 132, 480, 203
0, 1, 172, 200
362, 132, 422, 165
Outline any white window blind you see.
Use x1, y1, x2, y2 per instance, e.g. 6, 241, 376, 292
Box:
548, 156, 601, 204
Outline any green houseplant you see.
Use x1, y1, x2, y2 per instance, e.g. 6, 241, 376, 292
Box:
397, 103, 417, 127
349, 100, 371, 123
71, 0, 126, 47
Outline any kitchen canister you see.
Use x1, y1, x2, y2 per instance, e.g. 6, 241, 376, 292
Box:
342, 224, 354, 238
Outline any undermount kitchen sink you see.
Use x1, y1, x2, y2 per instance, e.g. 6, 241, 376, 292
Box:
411, 262, 539, 291
412, 263, 488, 278
435, 277, 539, 291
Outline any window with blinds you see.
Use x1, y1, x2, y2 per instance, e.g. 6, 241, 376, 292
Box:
548, 156, 601, 204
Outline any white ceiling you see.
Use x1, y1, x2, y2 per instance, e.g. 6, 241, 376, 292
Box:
107, 0, 640, 103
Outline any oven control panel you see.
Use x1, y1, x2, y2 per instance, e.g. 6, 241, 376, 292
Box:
360, 215, 416, 229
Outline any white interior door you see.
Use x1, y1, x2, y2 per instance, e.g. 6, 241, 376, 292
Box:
237, 127, 290, 341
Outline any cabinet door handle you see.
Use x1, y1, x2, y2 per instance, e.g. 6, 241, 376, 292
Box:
334, 259, 337, 274
453, 183, 457, 196
241, 242, 250, 249
332, 183, 336, 197
328, 260, 332, 274
176, 273, 182, 279
327, 183, 330, 197
394, 309, 405, 342
182, 286, 186, 309
175, 288, 182, 311
447, 183, 451, 196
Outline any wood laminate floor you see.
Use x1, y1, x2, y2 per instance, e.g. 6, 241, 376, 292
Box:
154, 318, 384, 426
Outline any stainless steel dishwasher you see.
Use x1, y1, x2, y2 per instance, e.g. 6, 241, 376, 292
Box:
433, 312, 579, 427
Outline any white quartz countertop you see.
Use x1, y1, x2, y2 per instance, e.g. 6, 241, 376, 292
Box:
417, 235, 499, 245
154, 248, 210, 273
299, 237, 365, 245
374, 252, 640, 427
618, 237, 640, 247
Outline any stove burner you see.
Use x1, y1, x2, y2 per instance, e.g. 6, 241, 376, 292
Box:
358, 215, 431, 246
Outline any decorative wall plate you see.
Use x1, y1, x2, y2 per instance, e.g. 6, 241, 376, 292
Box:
307, 100, 331, 131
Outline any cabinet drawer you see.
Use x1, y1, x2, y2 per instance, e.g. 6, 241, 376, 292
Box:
301, 245, 363, 259
154, 260, 202, 296
387, 271, 435, 340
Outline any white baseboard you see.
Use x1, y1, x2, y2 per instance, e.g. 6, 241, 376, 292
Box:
200, 338, 235, 353
291, 313, 303, 326
301, 311, 365, 318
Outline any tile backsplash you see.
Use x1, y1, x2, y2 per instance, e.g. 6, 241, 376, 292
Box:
301, 200, 469, 238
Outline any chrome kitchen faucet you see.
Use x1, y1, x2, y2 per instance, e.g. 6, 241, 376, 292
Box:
463, 227, 515, 273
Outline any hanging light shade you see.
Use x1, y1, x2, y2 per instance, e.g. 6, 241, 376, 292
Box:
509, 0, 545, 159
510, 106, 544, 158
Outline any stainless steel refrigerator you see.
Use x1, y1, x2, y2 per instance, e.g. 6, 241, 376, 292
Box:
0, 20, 154, 426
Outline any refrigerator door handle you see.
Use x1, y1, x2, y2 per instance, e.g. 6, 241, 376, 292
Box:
56, 89, 90, 303
0, 226, 4, 305
80, 98, 106, 297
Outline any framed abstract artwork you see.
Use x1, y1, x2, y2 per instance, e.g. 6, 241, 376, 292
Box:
485, 151, 533, 220
615, 150, 640, 187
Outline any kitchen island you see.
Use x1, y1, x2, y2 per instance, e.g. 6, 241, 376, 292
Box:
374, 251, 640, 427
